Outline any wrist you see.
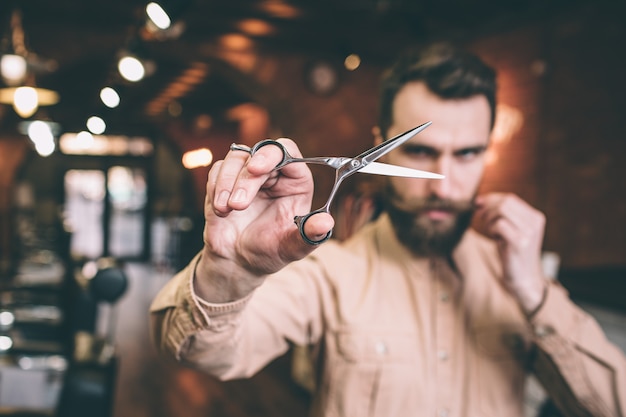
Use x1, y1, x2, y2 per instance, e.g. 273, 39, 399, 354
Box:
518, 280, 548, 317
194, 250, 264, 303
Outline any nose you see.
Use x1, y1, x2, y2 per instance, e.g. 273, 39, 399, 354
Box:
428, 156, 452, 199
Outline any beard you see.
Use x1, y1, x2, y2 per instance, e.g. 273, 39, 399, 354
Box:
383, 183, 475, 257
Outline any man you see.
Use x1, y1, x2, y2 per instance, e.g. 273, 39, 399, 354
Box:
150, 43, 626, 416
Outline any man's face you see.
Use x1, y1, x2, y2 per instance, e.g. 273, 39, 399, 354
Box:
378, 82, 491, 255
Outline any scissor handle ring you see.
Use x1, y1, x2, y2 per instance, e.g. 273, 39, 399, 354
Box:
294, 209, 332, 245
250, 139, 290, 168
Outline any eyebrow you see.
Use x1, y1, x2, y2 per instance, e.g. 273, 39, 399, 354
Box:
401, 143, 488, 156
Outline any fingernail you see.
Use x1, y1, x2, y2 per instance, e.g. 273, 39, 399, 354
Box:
231, 188, 247, 203
217, 190, 230, 207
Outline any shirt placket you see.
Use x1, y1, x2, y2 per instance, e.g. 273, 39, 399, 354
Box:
432, 258, 456, 417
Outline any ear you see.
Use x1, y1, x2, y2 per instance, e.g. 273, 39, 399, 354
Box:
372, 126, 383, 146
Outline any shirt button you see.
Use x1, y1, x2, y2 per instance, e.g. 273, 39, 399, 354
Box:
437, 349, 449, 361
437, 408, 449, 417
440, 292, 450, 302
374, 341, 387, 355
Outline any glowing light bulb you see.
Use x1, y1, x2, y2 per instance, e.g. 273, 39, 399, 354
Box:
87, 116, 106, 134
0, 54, 27, 85
100, 87, 120, 108
146, 2, 171, 30
118, 56, 145, 82
13, 86, 39, 118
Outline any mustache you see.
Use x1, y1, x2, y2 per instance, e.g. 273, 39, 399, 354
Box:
388, 195, 475, 214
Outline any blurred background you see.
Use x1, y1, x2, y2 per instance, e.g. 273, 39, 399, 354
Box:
0, 0, 624, 416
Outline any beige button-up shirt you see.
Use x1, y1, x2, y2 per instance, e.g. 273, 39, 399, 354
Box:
150, 214, 626, 417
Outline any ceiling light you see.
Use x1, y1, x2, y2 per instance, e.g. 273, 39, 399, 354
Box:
1, 10, 29, 87
0, 10, 60, 118
0, 85, 60, 118
87, 116, 106, 134
142, 0, 190, 40
100, 87, 120, 108
118, 55, 146, 82
146, 2, 171, 30
0, 54, 27, 85
13, 86, 38, 117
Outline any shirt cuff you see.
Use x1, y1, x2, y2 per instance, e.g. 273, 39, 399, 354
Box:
527, 282, 579, 349
188, 254, 254, 328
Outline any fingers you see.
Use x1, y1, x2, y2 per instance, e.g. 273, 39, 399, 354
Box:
281, 212, 335, 261
476, 193, 548, 313
209, 138, 302, 216
206, 160, 223, 213
475, 193, 545, 249
209, 148, 250, 216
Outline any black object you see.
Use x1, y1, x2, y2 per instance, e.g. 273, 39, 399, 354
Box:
90, 267, 128, 304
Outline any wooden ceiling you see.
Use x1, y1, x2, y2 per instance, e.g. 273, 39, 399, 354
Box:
0, 0, 580, 136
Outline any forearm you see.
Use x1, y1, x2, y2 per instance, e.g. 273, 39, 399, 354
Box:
529, 283, 626, 416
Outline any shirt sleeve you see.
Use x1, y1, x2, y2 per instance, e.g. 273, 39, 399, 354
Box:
528, 282, 626, 416
149, 250, 328, 380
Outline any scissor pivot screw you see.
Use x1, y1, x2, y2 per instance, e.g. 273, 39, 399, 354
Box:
350, 160, 360, 168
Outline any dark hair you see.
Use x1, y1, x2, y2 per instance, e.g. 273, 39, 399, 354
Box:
378, 42, 497, 139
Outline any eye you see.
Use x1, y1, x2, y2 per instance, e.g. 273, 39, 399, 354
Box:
454, 146, 486, 161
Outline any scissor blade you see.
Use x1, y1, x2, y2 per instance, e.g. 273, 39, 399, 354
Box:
357, 121, 432, 162
358, 162, 444, 179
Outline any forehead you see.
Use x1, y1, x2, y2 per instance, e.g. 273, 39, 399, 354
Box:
390, 82, 491, 148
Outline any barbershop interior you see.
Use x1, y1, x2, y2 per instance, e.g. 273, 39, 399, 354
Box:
0, 0, 624, 416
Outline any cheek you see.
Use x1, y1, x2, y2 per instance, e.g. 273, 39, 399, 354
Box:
449, 162, 485, 197
389, 175, 430, 198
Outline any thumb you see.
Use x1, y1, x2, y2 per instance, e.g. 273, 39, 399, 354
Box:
282, 212, 335, 260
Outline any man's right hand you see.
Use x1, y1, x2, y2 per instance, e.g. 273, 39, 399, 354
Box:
194, 138, 335, 303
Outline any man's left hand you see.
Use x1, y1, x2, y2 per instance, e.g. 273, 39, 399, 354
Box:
475, 192, 547, 314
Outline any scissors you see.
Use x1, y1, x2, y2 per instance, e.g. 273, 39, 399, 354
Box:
229, 121, 443, 245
